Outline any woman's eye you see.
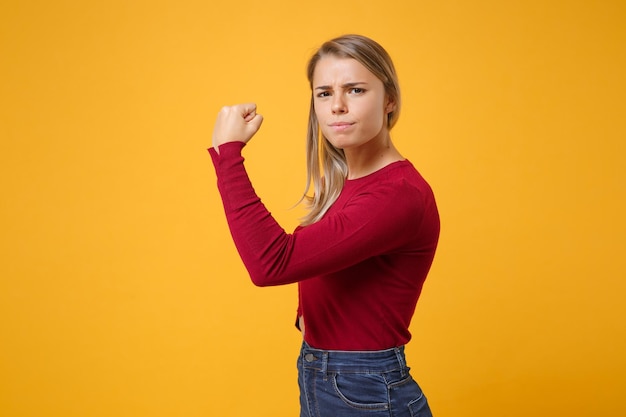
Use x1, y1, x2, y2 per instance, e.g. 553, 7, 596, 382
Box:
350, 88, 364, 94
317, 91, 331, 98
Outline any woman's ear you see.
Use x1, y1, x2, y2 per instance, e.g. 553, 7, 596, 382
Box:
385, 95, 397, 114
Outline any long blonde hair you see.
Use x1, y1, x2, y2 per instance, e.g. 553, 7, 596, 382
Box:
300, 34, 402, 226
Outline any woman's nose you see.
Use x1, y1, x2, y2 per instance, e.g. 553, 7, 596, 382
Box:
331, 96, 348, 114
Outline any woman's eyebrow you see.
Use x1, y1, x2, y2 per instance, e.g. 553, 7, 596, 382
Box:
314, 82, 368, 91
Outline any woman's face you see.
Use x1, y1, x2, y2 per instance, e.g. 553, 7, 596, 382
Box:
312, 56, 394, 151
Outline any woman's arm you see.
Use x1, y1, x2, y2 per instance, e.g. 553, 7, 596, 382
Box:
209, 142, 434, 287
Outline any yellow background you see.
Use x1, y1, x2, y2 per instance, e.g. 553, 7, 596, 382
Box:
1, 1, 625, 416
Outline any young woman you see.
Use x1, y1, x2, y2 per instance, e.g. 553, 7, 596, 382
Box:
209, 34, 440, 417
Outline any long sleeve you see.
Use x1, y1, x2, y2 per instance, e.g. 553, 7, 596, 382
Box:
209, 142, 439, 288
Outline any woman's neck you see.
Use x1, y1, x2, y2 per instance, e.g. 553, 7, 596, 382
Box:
344, 135, 404, 180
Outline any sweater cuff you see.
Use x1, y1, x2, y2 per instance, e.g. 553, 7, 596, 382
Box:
208, 141, 246, 163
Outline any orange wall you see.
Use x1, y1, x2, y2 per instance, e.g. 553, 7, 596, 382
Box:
1, 1, 624, 416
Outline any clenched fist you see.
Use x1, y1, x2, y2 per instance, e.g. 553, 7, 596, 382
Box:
212, 103, 264, 153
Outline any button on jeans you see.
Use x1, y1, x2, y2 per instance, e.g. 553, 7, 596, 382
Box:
297, 341, 433, 417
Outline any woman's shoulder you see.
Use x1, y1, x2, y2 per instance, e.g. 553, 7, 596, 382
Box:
347, 160, 432, 194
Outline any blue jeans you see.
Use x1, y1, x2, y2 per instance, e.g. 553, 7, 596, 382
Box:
298, 341, 433, 417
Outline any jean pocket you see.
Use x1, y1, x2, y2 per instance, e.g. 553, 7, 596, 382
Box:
332, 372, 390, 411
408, 391, 432, 417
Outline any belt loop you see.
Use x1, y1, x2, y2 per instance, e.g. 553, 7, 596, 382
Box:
322, 351, 329, 381
394, 347, 407, 377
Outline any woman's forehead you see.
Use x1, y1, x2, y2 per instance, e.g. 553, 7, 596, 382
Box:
312, 56, 379, 86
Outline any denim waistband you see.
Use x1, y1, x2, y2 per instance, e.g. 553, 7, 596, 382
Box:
299, 341, 408, 375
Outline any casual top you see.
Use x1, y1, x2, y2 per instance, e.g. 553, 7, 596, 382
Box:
209, 141, 440, 350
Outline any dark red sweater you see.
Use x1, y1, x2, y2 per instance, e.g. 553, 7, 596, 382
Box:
209, 142, 440, 350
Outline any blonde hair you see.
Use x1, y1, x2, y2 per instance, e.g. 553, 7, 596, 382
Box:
300, 34, 402, 226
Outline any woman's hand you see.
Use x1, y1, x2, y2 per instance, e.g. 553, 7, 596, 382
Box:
212, 103, 264, 153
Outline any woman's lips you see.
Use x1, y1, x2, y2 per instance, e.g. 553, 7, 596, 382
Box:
329, 122, 354, 132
